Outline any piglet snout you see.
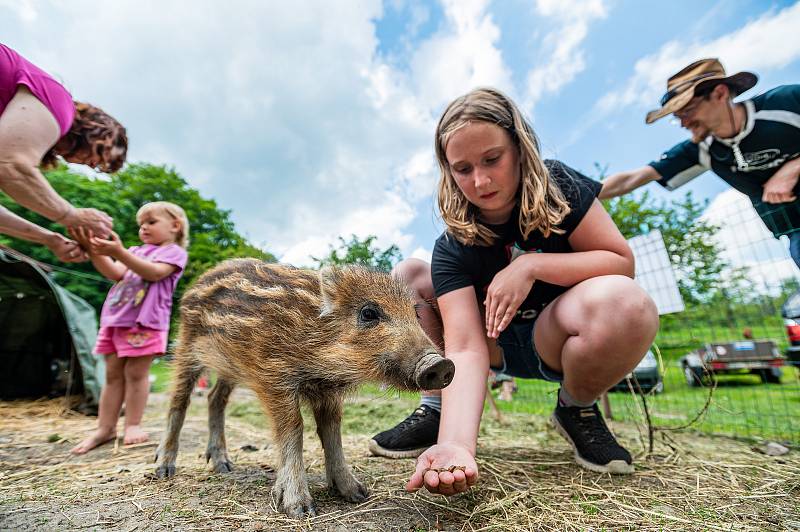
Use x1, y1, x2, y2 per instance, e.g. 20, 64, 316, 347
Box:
414, 351, 455, 390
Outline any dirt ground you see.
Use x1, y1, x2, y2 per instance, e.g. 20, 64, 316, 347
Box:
1, 390, 798, 531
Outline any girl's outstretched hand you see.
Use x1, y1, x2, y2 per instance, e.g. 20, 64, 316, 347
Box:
68, 226, 94, 254
406, 442, 478, 496
484, 253, 536, 338
89, 231, 124, 257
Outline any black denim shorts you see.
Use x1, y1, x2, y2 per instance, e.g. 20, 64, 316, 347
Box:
490, 319, 563, 382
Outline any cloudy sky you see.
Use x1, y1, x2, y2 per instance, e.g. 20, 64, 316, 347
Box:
2, 0, 799, 266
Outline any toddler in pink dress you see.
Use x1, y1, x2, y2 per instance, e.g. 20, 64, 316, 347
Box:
71, 201, 189, 454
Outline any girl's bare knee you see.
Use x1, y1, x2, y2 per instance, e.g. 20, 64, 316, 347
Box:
391, 258, 434, 300
581, 276, 654, 320
124, 359, 153, 382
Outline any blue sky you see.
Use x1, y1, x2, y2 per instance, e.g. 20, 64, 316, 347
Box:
2, 0, 799, 265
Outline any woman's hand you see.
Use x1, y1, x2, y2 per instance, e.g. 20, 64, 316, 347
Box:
406, 442, 478, 496
62, 207, 113, 238
45, 232, 88, 263
89, 231, 124, 257
485, 253, 536, 338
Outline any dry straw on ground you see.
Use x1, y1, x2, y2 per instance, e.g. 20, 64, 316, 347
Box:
1, 392, 798, 531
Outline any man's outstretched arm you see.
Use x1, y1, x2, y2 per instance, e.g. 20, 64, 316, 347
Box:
599, 166, 661, 200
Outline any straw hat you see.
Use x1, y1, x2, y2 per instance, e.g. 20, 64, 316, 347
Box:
645, 58, 757, 124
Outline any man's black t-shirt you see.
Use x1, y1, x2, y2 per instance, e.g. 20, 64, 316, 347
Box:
431, 160, 602, 321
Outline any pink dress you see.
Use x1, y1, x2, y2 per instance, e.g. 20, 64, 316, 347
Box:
0, 44, 75, 137
94, 243, 188, 357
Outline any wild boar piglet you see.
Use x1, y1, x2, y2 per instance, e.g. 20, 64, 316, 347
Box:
154, 259, 454, 517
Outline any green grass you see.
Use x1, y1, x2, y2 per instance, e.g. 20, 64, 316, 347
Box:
228, 401, 269, 428
148, 355, 800, 444
503, 363, 800, 443
149, 357, 173, 393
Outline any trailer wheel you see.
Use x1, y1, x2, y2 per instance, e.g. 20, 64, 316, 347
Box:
759, 368, 782, 384
684, 364, 703, 387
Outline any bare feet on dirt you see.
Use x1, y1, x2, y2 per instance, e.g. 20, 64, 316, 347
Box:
123, 425, 149, 445
70, 428, 117, 455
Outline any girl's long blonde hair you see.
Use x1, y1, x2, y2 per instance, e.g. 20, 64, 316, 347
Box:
435, 87, 570, 246
136, 201, 190, 249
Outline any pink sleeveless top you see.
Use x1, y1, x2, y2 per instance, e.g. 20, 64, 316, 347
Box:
0, 44, 75, 137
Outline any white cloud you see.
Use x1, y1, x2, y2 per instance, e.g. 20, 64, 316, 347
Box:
278, 191, 416, 266
595, 3, 800, 120
701, 189, 799, 291
411, 246, 433, 262
1, 1, 430, 266
0, 0, 36, 22
409, 0, 514, 109
561, 2, 800, 150
0, 0, 594, 267
522, 0, 607, 110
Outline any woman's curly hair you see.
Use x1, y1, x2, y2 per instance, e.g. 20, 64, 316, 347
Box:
435, 87, 570, 247
42, 102, 127, 173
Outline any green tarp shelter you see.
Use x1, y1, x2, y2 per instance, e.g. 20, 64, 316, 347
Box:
0, 246, 103, 412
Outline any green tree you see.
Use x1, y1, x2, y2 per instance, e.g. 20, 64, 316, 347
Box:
0, 163, 275, 312
312, 234, 402, 272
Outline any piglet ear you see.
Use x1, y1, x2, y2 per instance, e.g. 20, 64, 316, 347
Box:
318, 266, 342, 317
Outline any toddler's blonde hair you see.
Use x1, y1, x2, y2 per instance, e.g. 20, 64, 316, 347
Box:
136, 201, 190, 248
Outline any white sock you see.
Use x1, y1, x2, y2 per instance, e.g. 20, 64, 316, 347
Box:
419, 395, 442, 412
558, 387, 594, 408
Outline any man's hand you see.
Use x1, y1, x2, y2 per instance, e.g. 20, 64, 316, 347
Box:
762, 159, 800, 204
62, 207, 113, 238
45, 232, 88, 263
89, 231, 125, 258
406, 442, 478, 496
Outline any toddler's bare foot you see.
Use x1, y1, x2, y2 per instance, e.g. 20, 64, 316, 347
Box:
71, 428, 116, 455
123, 425, 149, 445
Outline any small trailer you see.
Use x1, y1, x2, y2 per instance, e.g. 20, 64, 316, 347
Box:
680, 340, 785, 386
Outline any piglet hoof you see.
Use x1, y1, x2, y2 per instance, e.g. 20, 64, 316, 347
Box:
272, 485, 317, 518
155, 464, 176, 479
334, 475, 370, 503
211, 460, 233, 474
205, 449, 233, 474
286, 501, 317, 519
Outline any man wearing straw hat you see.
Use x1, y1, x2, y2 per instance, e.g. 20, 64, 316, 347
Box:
599, 58, 800, 267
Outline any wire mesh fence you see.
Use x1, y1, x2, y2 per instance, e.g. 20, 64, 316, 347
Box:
501, 190, 800, 444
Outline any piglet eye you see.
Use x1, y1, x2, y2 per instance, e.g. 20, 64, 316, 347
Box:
359, 304, 381, 325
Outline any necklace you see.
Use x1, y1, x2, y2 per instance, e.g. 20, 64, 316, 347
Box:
726, 103, 748, 171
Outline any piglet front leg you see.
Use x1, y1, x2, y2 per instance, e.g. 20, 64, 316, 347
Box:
262, 391, 316, 517
312, 395, 369, 502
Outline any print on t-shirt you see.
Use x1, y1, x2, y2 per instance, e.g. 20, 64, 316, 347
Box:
99, 243, 188, 331
107, 278, 149, 309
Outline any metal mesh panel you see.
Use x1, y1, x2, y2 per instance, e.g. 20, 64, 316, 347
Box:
503, 193, 800, 443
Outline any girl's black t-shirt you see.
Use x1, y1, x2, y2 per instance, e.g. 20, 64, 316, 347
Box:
431, 160, 602, 320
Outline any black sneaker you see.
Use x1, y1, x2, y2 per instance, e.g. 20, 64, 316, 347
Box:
369, 405, 440, 459
551, 401, 634, 474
